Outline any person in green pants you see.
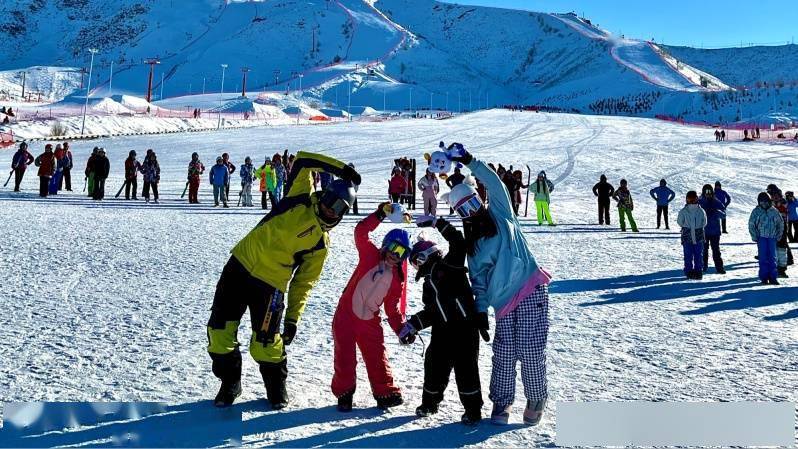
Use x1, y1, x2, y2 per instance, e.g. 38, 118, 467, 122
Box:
533, 170, 555, 226
612, 179, 639, 232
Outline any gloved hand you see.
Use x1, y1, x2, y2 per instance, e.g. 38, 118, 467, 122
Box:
398, 321, 417, 345
476, 312, 490, 342
376, 202, 391, 220
282, 321, 297, 346
341, 164, 362, 186
446, 143, 473, 165
415, 215, 436, 228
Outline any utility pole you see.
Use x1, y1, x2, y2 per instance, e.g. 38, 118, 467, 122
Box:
219, 64, 228, 129
409, 87, 413, 113
202, 77, 206, 95
241, 67, 250, 97
446, 91, 449, 112
273, 69, 280, 90
20, 71, 26, 99
81, 48, 99, 136
469, 91, 472, 111
144, 58, 161, 103
430, 92, 433, 113
298, 73, 304, 94
383, 88, 386, 112
160, 72, 164, 100
458, 91, 461, 113
108, 61, 114, 95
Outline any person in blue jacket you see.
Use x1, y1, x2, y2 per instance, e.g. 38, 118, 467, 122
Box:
649, 179, 676, 229
714, 181, 732, 234
448, 144, 552, 427
699, 184, 726, 274
209, 157, 230, 208
785, 191, 798, 243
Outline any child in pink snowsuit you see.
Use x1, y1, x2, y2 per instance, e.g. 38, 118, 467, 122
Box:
331, 203, 409, 411
419, 170, 440, 216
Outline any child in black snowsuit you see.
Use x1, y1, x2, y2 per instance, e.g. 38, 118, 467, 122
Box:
400, 217, 488, 425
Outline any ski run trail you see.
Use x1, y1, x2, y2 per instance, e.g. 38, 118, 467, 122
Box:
0, 110, 796, 447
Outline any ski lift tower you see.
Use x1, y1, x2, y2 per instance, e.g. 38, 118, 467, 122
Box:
144, 58, 161, 103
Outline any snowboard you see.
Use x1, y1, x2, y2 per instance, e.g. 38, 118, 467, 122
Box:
49, 170, 63, 195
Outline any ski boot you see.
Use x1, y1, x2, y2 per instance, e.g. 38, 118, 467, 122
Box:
523, 399, 547, 426
375, 393, 403, 410
214, 381, 242, 408
415, 402, 439, 417
778, 267, 788, 278
461, 410, 482, 426
716, 267, 726, 275
337, 391, 354, 413
260, 360, 289, 410
770, 278, 781, 285
490, 404, 511, 425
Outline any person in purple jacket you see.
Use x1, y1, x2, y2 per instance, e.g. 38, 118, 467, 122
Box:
714, 181, 731, 234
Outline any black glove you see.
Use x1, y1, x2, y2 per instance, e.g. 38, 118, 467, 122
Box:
447, 143, 473, 165
399, 321, 418, 345
341, 164, 362, 186
476, 312, 490, 342
282, 321, 297, 346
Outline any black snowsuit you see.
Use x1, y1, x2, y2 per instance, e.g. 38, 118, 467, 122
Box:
92, 155, 110, 200
406, 218, 483, 415
592, 179, 615, 225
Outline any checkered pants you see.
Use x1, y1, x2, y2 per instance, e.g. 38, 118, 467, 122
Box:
489, 284, 549, 407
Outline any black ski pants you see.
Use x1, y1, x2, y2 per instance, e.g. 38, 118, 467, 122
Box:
207, 256, 288, 403
39, 176, 50, 197
92, 177, 106, 200
60, 168, 72, 191
125, 178, 138, 200
143, 181, 159, 201
656, 205, 669, 229
421, 324, 483, 414
13, 168, 25, 192
703, 235, 724, 271
598, 198, 611, 225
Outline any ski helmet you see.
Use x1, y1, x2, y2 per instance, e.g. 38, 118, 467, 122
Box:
317, 179, 356, 230
449, 183, 483, 218
702, 184, 713, 196
381, 229, 411, 260
758, 192, 772, 207
129, 150, 137, 158
245, 156, 251, 164
19, 142, 27, 150
216, 156, 223, 164
409, 239, 441, 269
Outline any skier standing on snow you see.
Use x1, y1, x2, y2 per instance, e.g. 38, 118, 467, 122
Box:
400, 216, 486, 425
187, 152, 205, 204
592, 175, 615, 225
272, 154, 286, 206
533, 171, 554, 224
92, 148, 110, 201
418, 169, 439, 216
239, 157, 255, 207
612, 179, 638, 232
210, 157, 230, 208
749, 192, 784, 285
34, 144, 56, 198
57, 142, 74, 191
140, 150, 161, 204
10, 142, 34, 192
786, 191, 798, 243
713, 181, 731, 234
649, 179, 676, 230
331, 203, 409, 412
221, 152, 236, 203
124, 150, 141, 201
447, 146, 552, 427
767, 184, 790, 278
206, 152, 360, 409
389, 167, 407, 204
698, 184, 726, 274
255, 157, 276, 210
85, 147, 98, 197
677, 191, 707, 280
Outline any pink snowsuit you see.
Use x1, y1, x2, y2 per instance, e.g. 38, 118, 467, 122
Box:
419, 173, 439, 216
331, 212, 406, 399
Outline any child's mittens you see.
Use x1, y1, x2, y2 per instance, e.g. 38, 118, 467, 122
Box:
398, 321, 417, 345
385, 203, 412, 224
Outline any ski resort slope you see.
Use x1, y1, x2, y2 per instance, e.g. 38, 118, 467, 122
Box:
553, 13, 730, 93
0, 111, 796, 447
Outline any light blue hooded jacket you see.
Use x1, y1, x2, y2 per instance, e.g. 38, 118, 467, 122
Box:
466, 158, 544, 313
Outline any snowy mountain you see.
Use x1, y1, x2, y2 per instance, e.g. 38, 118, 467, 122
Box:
0, 0, 796, 124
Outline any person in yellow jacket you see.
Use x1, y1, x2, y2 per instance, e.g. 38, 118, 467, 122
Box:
207, 151, 361, 409
254, 158, 277, 210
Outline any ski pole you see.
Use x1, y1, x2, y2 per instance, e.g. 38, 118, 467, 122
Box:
180, 181, 189, 199
3, 169, 13, 188
114, 180, 126, 198
82, 177, 87, 192
236, 190, 242, 207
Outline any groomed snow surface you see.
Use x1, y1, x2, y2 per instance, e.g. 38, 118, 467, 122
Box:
0, 110, 796, 447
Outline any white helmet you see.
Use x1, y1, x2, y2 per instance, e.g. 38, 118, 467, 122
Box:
448, 182, 483, 218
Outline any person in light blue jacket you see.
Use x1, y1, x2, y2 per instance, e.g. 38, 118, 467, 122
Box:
209, 157, 230, 208
448, 145, 551, 427
649, 179, 676, 229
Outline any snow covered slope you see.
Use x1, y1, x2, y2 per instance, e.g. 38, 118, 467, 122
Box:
0, 111, 796, 446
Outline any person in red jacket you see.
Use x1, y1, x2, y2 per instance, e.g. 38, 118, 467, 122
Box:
34, 144, 56, 197
388, 168, 408, 203
332, 203, 410, 412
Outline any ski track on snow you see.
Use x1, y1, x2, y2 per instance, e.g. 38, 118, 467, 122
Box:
0, 110, 796, 447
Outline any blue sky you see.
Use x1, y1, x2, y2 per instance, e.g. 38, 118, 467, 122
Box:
439, 0, 797, 48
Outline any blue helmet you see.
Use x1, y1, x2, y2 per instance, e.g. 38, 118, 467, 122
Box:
382, 229, 411, 259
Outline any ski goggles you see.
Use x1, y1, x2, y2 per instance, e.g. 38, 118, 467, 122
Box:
411, 245, 440, 269
385, 241, 409, 260
455, 194, 483, 218
319, 192, 351, 217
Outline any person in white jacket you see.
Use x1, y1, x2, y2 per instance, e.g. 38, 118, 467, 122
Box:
749, 192, 785, 285
677, 191, 707, 280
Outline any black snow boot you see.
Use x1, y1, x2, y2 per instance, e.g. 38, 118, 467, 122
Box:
415, 402, 439, 417
337, 390, 354, 412
260, 360, 289, 410
777, 267, 788, 278
461, 409, 482, 426
214, 381, 242, 408
375, 393, 403, 410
